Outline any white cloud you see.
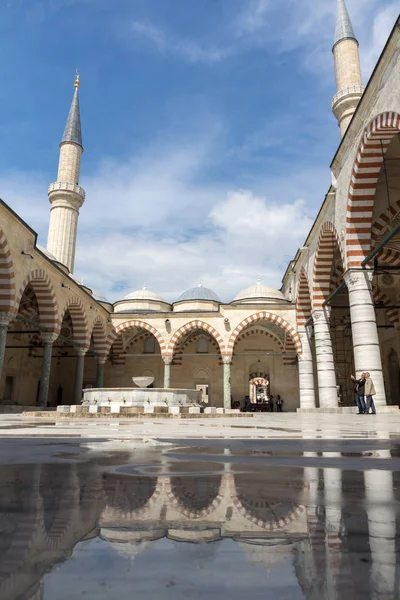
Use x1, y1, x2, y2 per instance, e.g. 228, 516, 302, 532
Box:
131, 20, 233, 64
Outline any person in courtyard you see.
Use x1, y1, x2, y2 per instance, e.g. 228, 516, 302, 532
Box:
244, 396, 252, 412
364, 373, 377, 415
276, 395, 283, 412
350, 373, 367, 414
269, 395, 275, 412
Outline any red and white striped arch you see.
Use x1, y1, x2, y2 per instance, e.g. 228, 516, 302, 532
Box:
90, 316, 108, 359
59, 296, 89, 348
107, 320, 167, 356
346, 111, 400, 268
296, 269, 312, 327
16, 269, 58, 333
0, 230, 16, 315
312, 222, 344, 308
227, 312, 302, 356
167, 320, 226, 357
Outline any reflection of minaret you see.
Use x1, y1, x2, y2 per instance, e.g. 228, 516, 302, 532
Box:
331, 0, 364, 137
47, 73, 85, 273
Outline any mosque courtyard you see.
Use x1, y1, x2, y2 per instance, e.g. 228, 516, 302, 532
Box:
0, 411, 399, 599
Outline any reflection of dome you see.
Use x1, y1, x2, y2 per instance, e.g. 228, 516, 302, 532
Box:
233, 282, 286, 304
177, 284, 220, 303
123, 286, 165, 302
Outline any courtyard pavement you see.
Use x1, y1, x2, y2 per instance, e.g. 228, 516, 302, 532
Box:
0, 412, 399, 599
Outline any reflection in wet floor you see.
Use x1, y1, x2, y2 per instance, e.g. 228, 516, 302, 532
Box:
0, 441, 399, 599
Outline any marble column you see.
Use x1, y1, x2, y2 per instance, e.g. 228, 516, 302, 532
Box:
222, 356, 232, 410
163, 356, 173, 389
74, 347, 87, 405
298, 326, 316, 409
312, 309, 338, 408
0, 312, 13, 382
95, 357, 106, 388
344, 269, 386, 405
364, 458, 396, 598
38, 333, 57, 408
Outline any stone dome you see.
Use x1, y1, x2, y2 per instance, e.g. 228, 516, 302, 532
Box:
91, 289, 109, 303
177, 284, 221, 303
123, 287, 166, 303
233, 282, 286, 303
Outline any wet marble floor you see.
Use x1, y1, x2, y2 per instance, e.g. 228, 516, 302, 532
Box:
0, 413, 400, 599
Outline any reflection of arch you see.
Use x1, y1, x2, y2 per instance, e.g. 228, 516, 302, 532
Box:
346, 112, 400, 268
0, 229, 16, 313
90, 316, 107, 358
233, 473, 305, 530
16, 269, 58, 332
107, 320, 166, 356
103, 474, 160, 515
168, 321, 225, 356
166, 475, 223, 519
296, 269, 312, 327
313, 222, 344, 308
59, 296, 89, 347
228, 313, 301, 356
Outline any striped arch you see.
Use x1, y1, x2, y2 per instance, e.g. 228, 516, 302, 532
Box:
16, 269, 58, 333
60, 296, 89, 348
167, 320, 226, 357
0, 229, 16, 314
346, 111, 400, 268
107, 320, 167, 356
296, 270, 312, 327
249, 372, 269, 382
373, 288, 400, 325
370, 203, 400, 266
228, 312, 302, 356
283, 332, 297, 366
109, 336, 125, 366
312, 222, 344, 308
90, 316, 108, 358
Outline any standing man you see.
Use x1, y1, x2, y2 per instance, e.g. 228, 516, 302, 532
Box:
364, 372, 377, 415
350, 373, 367, 415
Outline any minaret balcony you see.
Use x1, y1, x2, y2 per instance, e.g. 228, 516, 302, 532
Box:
48, 181, 86, 201
331, 85, 364, 110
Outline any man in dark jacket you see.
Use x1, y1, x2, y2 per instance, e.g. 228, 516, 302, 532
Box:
351, 373, 366, 414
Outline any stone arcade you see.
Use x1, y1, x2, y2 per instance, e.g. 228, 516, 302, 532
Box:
1, 2, 400, 412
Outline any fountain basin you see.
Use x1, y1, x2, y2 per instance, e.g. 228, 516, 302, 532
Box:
83, 387, 202, 407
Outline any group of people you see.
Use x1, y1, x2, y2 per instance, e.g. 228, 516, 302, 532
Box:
350, 372, 377, 415
243, 394, 284, 412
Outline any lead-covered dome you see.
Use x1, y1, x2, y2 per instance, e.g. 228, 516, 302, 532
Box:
177, 284, 221, 303
233, 282, 286, 304
123, 287, 166, 303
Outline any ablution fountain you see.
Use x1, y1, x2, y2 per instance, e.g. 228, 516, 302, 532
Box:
79, 376, 203, 415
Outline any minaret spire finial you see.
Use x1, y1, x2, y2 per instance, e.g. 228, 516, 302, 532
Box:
61, 72, 83, 148
334, 0, 357, 48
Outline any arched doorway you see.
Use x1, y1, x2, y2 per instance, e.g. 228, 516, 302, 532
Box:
229, 317, 300, 411
388, 349, 400, 406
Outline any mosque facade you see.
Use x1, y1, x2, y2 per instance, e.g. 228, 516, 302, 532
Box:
1, 1, 400, 412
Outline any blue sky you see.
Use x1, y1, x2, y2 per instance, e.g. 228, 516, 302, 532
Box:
1, 0, 398, 302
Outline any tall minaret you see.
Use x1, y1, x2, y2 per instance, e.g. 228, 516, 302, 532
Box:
47, 73, 85, 273
331, 0, 364, 137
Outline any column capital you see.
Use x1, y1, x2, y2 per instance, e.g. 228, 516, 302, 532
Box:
163, 356, 173, 365
343, 268, 373, 288
96, 355, 108, 365
311, 307, 331, 322
41, 332, 58, 344
75, 346, 89, 356
0, 311, 15, 327
222, 355, 232, 365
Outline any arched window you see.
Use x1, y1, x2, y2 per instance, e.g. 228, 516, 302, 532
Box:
144, 336, 155, 354
196, 336, 209, 354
